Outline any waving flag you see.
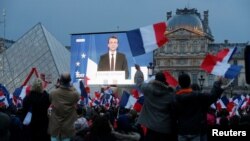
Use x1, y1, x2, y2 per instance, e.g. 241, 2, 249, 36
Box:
216, 95, 229, 111
127, 22, 168, 57
71, 35, 98, 83
0, 84, 12, 107
216, 47, 237, 63
120, 91, 137, 109
163, 71, 178, 87
133, 95, 144, 112
201, 54, 242, 79
144, 71, 178, 87
12, 85, 31, 108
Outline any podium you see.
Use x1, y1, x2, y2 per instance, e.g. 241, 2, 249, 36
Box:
88, 71, 133, 85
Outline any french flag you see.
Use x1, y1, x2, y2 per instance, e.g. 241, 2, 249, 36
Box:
144, 71, 178, 87
119, 90, 137, 109
127, 22, 168, 57
0, 84, 12, 107
201, 54, 242, 79
163, 71, 178, 87
12, 85, 31, 108
216, 47, 237, 63
215, 95, 229, 111
133, 95, 144, 112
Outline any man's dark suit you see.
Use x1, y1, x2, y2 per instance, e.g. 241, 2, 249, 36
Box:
98, 52, 129, 79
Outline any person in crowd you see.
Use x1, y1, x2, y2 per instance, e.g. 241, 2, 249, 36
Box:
112, 114, 141, 141
48, 72, 80, 141
97, 35, 129, 79
239, 108, 250, 134
72, 107, 90, 141
191, 83, 201, 92
22, 78, 51, 141
85, 115, 117, 141
175, 73, 224, 141
229, 115, 240, 130
134, 64, 144, 88
0, 107, 11, 141
136, 71, 177, 141
74, 106, 89, 133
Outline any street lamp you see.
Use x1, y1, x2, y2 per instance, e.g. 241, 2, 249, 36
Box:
198, 75, 205, 91
147, 62, 154, 77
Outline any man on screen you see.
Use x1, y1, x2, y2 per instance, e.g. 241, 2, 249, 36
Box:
98, 35, 129, 79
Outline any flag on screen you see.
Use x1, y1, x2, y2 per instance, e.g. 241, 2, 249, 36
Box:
201, 54, 242, 79
127, 22, 168, 57
216, 47, 237, 63
245, 45, 250, 84
70, 35, 98, 83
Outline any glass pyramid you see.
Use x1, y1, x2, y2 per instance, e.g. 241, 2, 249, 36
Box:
0, 23, 70, 93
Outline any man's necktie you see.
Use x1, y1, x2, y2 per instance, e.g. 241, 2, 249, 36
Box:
111, 54, 114, 71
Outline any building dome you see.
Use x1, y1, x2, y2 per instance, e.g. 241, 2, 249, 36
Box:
167, 8, 204, 32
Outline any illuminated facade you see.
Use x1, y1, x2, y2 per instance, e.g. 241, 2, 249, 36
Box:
154, 8, 247, 92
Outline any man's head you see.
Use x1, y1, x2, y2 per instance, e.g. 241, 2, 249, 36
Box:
178, 73, 191, 89
31, 78, 43, 93
135, 64, 140, 70
155, 72, 168, 86
59, 72, 71, 86
108, 36, 118, 53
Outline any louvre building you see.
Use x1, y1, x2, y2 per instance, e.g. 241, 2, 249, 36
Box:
0, 23, 70, 93
154, 8, 247, 93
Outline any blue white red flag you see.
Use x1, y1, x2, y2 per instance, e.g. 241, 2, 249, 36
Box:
0, 84, 12, 107
127, 22, 168, 57
12, 85, 31, 108
119, 90, 137, 109
133, 95, 144, 112
201, 54, 242, 79
216, 47, 237, 63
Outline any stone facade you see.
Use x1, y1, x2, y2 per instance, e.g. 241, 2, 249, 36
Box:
154, 8, 248, 94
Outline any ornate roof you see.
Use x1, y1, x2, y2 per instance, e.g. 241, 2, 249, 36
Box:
167, 8, 212, 38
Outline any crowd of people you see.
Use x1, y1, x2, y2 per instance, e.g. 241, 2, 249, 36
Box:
0, 71, 250, 141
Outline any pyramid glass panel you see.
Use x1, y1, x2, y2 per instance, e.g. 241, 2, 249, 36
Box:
0, 23, 70, 93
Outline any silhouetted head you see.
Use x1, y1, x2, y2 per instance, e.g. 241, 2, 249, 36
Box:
178, 73, 191, 88
135, 64, 140, 70
155, 72, 168, 86
31, 78, 43, 93
59, 72, 71, 86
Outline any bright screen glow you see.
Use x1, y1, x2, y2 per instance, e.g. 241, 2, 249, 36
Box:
70, 32, 152, 85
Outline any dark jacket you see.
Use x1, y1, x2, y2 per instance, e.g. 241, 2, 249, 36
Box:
98, 52, 129, 79
22, 90, 51, 141
137, 80, 176, 134
175, 81, 224, 135
0, 111, 10, 141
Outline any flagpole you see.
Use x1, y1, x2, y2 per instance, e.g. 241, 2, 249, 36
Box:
132, 57, 136, 64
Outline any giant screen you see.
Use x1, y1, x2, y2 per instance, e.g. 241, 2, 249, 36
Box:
70, 32, 152, 85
